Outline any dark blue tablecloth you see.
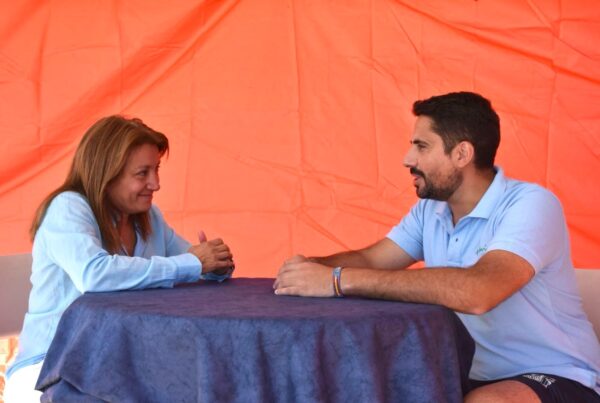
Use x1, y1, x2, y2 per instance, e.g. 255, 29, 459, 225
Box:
37, 278, 474, 403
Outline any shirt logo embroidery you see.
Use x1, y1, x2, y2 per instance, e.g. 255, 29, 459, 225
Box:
523, 374, 556, 388
475, 246, 487, 255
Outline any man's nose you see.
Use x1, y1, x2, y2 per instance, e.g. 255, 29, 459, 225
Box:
403, 148, 416, 168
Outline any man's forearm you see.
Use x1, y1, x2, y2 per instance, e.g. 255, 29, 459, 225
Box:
339, 250, 535, 315
341, 266, 480, 313
309, 250, 372, 268
309, 239, 415, 270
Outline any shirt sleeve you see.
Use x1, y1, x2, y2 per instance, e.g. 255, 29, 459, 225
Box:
201, 267, 234, 282
386, 201, 426, 261
486, 186, 567, 272
38, 192, 201, 293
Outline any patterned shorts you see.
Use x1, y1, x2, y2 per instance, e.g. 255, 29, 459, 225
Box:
469, 373, 600, 403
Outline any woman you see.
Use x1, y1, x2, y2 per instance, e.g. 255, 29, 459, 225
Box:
4, 116, 234, 402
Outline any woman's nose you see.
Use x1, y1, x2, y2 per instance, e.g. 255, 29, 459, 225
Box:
147, 173, 160, 191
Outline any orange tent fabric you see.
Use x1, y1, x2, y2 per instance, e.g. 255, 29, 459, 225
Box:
1, 1, 599, 276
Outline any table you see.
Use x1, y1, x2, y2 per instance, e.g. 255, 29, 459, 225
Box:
36, 278, 474, 403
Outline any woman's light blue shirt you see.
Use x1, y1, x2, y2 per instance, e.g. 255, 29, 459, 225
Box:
7, 191, 230, 378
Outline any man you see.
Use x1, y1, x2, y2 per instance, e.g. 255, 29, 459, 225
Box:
274, 92, 600, 402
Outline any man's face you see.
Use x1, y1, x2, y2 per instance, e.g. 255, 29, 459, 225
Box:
403, 116, 463, 201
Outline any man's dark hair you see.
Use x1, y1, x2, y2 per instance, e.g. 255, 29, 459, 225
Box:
412, 92, 500, 170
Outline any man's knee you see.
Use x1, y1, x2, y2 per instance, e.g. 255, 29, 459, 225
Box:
464, 380, 541, 403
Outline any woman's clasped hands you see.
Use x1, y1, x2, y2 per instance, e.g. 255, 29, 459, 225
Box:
188, 230, 234, 275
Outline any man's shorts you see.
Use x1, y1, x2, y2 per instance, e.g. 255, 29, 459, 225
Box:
469, 373, 600, 403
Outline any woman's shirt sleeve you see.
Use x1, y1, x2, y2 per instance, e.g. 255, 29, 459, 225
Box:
38, 192, 201, 293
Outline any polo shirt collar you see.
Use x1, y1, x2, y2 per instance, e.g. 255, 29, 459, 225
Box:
467, 166, 507, 219
433, 166, 507, 222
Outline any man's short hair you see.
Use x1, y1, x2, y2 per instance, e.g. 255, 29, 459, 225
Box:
412, 92, 500, 170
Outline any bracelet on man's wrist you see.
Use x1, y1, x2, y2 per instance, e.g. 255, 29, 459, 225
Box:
332, 266, 344, 298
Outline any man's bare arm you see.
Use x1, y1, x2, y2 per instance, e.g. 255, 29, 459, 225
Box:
309, 238, 416, 270
275, 249, 535, 315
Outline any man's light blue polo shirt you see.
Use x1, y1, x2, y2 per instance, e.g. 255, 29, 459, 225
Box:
387, 168, 600, 394
7, 191, 231, 379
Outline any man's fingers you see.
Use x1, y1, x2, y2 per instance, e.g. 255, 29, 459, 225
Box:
288, 255, 307, 264
274, 270, 300, 289
198, 230, 207, 243
277, 262, 304, 277
273, 272, 290, 290
274, 286, 298, 296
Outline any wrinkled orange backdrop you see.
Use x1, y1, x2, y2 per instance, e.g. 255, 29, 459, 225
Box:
1, 0, 599, 275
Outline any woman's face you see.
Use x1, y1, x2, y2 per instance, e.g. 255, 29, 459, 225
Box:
107, 143, 161, 217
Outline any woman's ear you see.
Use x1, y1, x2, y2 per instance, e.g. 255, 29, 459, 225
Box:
453, 141, 474, 168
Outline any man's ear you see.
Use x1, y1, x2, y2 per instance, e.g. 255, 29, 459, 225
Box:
453, 141, 474, 168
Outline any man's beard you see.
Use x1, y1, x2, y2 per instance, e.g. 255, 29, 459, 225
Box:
410, 167, 463, 201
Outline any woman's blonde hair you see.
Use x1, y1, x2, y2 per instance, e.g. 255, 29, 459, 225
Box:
30, 115, 169, 253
